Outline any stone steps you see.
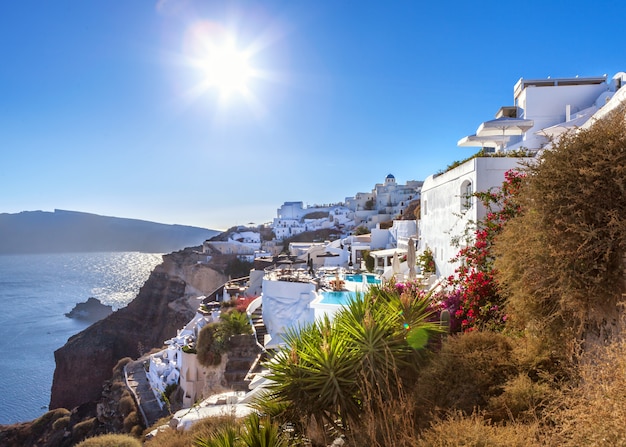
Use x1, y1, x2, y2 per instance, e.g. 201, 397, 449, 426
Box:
124, 360, 168, 427
223, 334, 262, 391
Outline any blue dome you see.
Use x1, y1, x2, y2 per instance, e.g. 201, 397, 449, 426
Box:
386, 174, 395, 179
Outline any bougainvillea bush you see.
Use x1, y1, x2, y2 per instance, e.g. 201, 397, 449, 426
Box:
443, 170, 526, 332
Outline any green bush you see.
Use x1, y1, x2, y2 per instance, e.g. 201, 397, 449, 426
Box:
196, 311, 252, 367
196, 322, 227, 367
75, 433, 142, 447
417, 248, 435, 274
354, 225, 370, 235
362, 249, 375, 272
221, 310, 252, 336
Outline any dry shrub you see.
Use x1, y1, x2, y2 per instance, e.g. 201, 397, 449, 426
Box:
75, 433, 142, 447
29, 408, 71, 438
143, 415, 238, 447
495, 104, 626, 355
346, 364, 420, 446
113, 357, 133, 374
52, 415, 70, 431
414, 331, 517, 423
123, 411, 140, 433
487, 373, 556, 423
119, 394, 136, 417
72, 417, 98, 444
546, 338, 626, 446
415, 412, 542, 447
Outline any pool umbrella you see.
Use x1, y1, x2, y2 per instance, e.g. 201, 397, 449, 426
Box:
392, 251, 401, 278
476, 117, 534, 137
407, 238, 416, 280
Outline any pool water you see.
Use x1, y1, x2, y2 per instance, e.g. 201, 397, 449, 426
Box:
344, 274, 381, 284
319, 290, 358, 305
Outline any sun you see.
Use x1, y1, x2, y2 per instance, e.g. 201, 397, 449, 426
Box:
198, 39, 252, 96
184, 21, 259, 102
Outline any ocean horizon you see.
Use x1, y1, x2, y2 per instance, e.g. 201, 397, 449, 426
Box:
0, 252, 163, 425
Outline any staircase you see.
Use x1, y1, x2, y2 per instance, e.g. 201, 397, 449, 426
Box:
224, 334, 261, 392
250, 306, 267, 348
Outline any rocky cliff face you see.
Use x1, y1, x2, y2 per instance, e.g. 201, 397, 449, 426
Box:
50, 248, 227, 411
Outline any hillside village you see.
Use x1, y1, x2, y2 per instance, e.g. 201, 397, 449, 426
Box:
137, 72, 626, 435
6, 71, 624, 447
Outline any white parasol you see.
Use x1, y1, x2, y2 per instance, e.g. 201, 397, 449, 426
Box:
407, 238, 416, 280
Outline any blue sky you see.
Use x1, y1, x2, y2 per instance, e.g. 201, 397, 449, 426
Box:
1, 1, 625, 230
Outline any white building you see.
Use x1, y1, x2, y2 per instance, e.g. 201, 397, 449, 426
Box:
345, 174, 422, 229
272, 201, 354, 241
421, 72, 626, 279
420, 157, 532, 279
203, 229, 262, 262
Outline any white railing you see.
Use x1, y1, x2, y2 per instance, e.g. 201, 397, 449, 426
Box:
246, 296, 265, 351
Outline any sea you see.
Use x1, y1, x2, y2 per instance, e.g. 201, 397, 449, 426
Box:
0, 252, 163, 425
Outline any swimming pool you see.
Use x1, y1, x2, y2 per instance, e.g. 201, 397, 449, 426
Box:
319, 290, 358, 305
344, 274, 381, 284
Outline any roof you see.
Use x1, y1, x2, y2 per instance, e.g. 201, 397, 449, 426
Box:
368, 248, 406, 258
514, 75, 607, 99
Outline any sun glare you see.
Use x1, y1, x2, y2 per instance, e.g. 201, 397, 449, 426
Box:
199, 40, 252, 96
184, 21, 260, 103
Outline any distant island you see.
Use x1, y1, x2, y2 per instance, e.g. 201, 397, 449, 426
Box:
0, 209, 219, 254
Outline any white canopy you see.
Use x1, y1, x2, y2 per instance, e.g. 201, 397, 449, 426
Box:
457, 134, 510, 148
476, 117, 534, 137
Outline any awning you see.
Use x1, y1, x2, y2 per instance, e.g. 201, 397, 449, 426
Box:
457, 134, 510, 148
536, 112, 594, 138
368, 248, 406, 258
476, 117, 534, 137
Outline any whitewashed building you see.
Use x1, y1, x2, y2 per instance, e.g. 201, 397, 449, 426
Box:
421, 72, 626, 279
203, 230, 261, 262
272, 202, 354, 241
345, 174, 422, 229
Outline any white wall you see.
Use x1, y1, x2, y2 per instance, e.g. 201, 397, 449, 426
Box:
261, 279, 316, 344
517, 82, 608, 149
420, 157, 531, 279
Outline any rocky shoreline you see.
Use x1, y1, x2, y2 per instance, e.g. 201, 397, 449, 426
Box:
0, 246, 228, 446
51, 246, 227, 410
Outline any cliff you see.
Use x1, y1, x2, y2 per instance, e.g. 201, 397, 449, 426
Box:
49, 247, 228, 410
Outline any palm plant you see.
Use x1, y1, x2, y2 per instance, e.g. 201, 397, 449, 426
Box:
195, 423, 239, 447
264, 283, 443, 437
239, 412, 288, 447
267, 317, 360, 430
194, 412, 288, 447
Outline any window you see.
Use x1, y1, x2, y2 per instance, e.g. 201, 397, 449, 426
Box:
460, 180, 473, 211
